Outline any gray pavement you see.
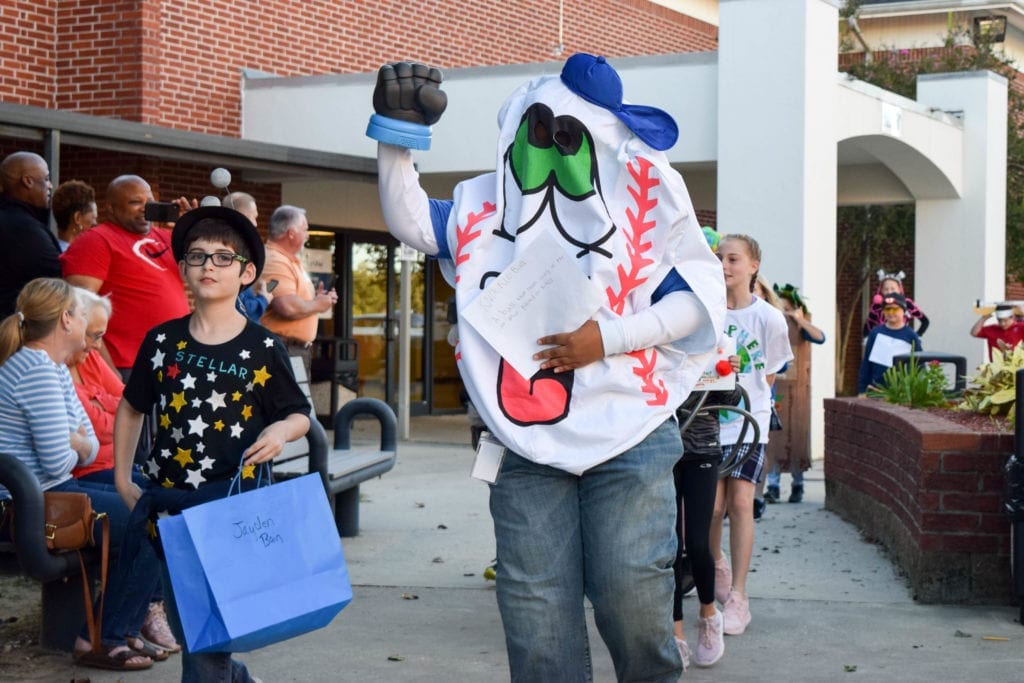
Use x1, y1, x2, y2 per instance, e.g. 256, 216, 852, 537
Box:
32, 415, 1024, 681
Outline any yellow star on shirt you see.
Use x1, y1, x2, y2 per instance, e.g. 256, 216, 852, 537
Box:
252, 365, 271, 387
232, 391, 242, 402
146, 518, 158, 539
241, 405, 253, 421
169, 391, 187, 413
241, 464, 256, 479
214, 419, 225, 431
177, 340, 188, 350
162, 477, 174, 488
173, 447, 194, 467
159, 413, 171, 429
157, 370, 163, 382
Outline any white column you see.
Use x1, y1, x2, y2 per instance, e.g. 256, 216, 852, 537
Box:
717, 0, 838, 460
915, 71, 1008, 370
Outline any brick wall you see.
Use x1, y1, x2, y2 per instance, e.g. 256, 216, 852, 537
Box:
1, 0, 718, 136
0, 0, 56, 108
824, 397, 1012, 603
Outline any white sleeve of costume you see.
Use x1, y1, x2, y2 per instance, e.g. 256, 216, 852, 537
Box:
597, 290, 706, 356
376, 143, 440, 256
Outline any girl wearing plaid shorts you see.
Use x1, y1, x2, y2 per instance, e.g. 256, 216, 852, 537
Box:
709, 234, 792, 636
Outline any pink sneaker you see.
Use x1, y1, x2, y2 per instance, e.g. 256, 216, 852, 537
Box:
722, 590, 751, 635
713, 556, 732, 605
674, 637, 691, 671
141, 602, 181, 654
694, 608, 725, 667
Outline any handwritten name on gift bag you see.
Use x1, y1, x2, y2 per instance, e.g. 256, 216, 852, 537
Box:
159, 473, 352, 653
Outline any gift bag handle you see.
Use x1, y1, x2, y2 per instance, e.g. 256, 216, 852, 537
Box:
227, 457, 272, 497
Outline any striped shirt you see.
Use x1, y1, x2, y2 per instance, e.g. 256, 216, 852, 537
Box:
0, 346, 98, 495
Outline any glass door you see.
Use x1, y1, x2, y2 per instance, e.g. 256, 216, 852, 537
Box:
345, 233, 427, 412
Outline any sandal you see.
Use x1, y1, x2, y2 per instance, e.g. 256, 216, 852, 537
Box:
126, 635, 170, 661
73, 645, 153, 671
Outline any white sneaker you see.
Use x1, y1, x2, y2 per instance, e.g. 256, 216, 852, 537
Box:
722, 590, 751, 635
713, 556, 732, 605
694, 608, 725, 667
674, 636, 691, 671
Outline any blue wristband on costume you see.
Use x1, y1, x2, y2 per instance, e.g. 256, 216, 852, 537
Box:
366, 114, 432, 150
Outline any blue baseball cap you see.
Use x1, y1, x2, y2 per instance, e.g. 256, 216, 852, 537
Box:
560, 53, 679, 151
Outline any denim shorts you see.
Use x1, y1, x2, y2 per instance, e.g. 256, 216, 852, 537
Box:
722, 442, 766, 484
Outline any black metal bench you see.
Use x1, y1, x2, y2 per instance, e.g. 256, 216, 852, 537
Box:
0, 452, 96, 650
274, 357, 397, 537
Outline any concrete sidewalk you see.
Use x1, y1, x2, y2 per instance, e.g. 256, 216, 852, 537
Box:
50, 414, 1024, 681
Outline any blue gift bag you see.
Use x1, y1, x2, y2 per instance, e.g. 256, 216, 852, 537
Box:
158, 473, 352, 653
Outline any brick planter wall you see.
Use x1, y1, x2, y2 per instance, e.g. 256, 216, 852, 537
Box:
824, 398, 1013, 603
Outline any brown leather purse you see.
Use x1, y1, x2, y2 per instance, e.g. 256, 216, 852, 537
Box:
41, 492, 110, 655
43, 492, 102, 550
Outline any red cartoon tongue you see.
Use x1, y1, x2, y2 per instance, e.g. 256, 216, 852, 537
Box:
497, 359, 572, 426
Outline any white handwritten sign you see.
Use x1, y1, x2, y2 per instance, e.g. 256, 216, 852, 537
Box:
461, 231, 603, 378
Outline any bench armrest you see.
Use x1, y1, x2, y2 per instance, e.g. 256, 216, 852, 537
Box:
306, 413, 330, 492
333, 398, 397, 451
0, 453, 81, 582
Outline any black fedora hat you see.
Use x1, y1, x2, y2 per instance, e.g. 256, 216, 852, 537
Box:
171, 206, 265, 280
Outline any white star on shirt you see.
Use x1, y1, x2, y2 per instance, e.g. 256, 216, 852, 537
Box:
188, 415, 208, 436
185, 468, 205, 488
196, 442, 205, 453
191, 398, 202, 409
198, 456, 215, 471
207, 371, 217, 382
206, 390, 227, 412
156, 333, 166, 343
181, 373, 197, 390
239, 349, 251, 360
148, 459, 161, 477
151, 348, 165, 369
263, 337, 275, 348
171, 427, 184, 443
230, 423, 244, 438
160, 395, 167, 410
245, 382, 254, 392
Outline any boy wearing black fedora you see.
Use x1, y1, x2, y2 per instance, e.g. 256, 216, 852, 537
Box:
113, 206, 311, 683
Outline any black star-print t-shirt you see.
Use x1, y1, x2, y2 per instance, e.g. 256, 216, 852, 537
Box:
124, 315, 311, 491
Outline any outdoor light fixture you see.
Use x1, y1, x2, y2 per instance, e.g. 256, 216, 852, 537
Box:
973, 14, 1007, 43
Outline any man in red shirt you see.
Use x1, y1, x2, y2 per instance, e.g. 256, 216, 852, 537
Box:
970, 304, 1024, 360
61, 175, 190, 378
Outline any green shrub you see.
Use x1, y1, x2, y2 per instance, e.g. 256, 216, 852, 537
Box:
959, 343, 1024, 423
868, 354, 950, 408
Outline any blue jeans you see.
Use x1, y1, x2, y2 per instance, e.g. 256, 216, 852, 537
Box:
766, 463, 804, 489
489, 419, 683, 682
159, 562, 255, 683
51, 478, 160, 646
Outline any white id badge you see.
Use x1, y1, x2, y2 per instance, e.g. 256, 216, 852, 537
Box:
471, 431, 506, 483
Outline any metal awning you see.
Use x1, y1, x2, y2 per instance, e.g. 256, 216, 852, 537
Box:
0, 101, 376, 184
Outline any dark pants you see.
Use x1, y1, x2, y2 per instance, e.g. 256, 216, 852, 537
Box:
673, 454, 720, 619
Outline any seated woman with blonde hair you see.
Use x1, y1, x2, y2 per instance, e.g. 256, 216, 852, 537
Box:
69, 288, 180, 654
0, 278, 164, 671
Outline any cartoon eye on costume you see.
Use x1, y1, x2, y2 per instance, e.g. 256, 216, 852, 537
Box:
508, 104, 595, 199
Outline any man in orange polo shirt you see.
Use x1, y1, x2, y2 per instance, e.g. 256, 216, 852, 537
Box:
259, 204, 337, 374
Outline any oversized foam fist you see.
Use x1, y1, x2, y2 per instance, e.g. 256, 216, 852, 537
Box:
373, 62, 447, 126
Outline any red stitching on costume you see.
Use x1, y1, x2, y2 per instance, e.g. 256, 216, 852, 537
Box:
605, 157, 658, 315
454, 201, 497, 283
627, 348, 668, 406
607, 157, 665, 404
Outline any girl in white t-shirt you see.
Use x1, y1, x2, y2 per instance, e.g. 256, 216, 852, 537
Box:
710, 235, 793, 636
